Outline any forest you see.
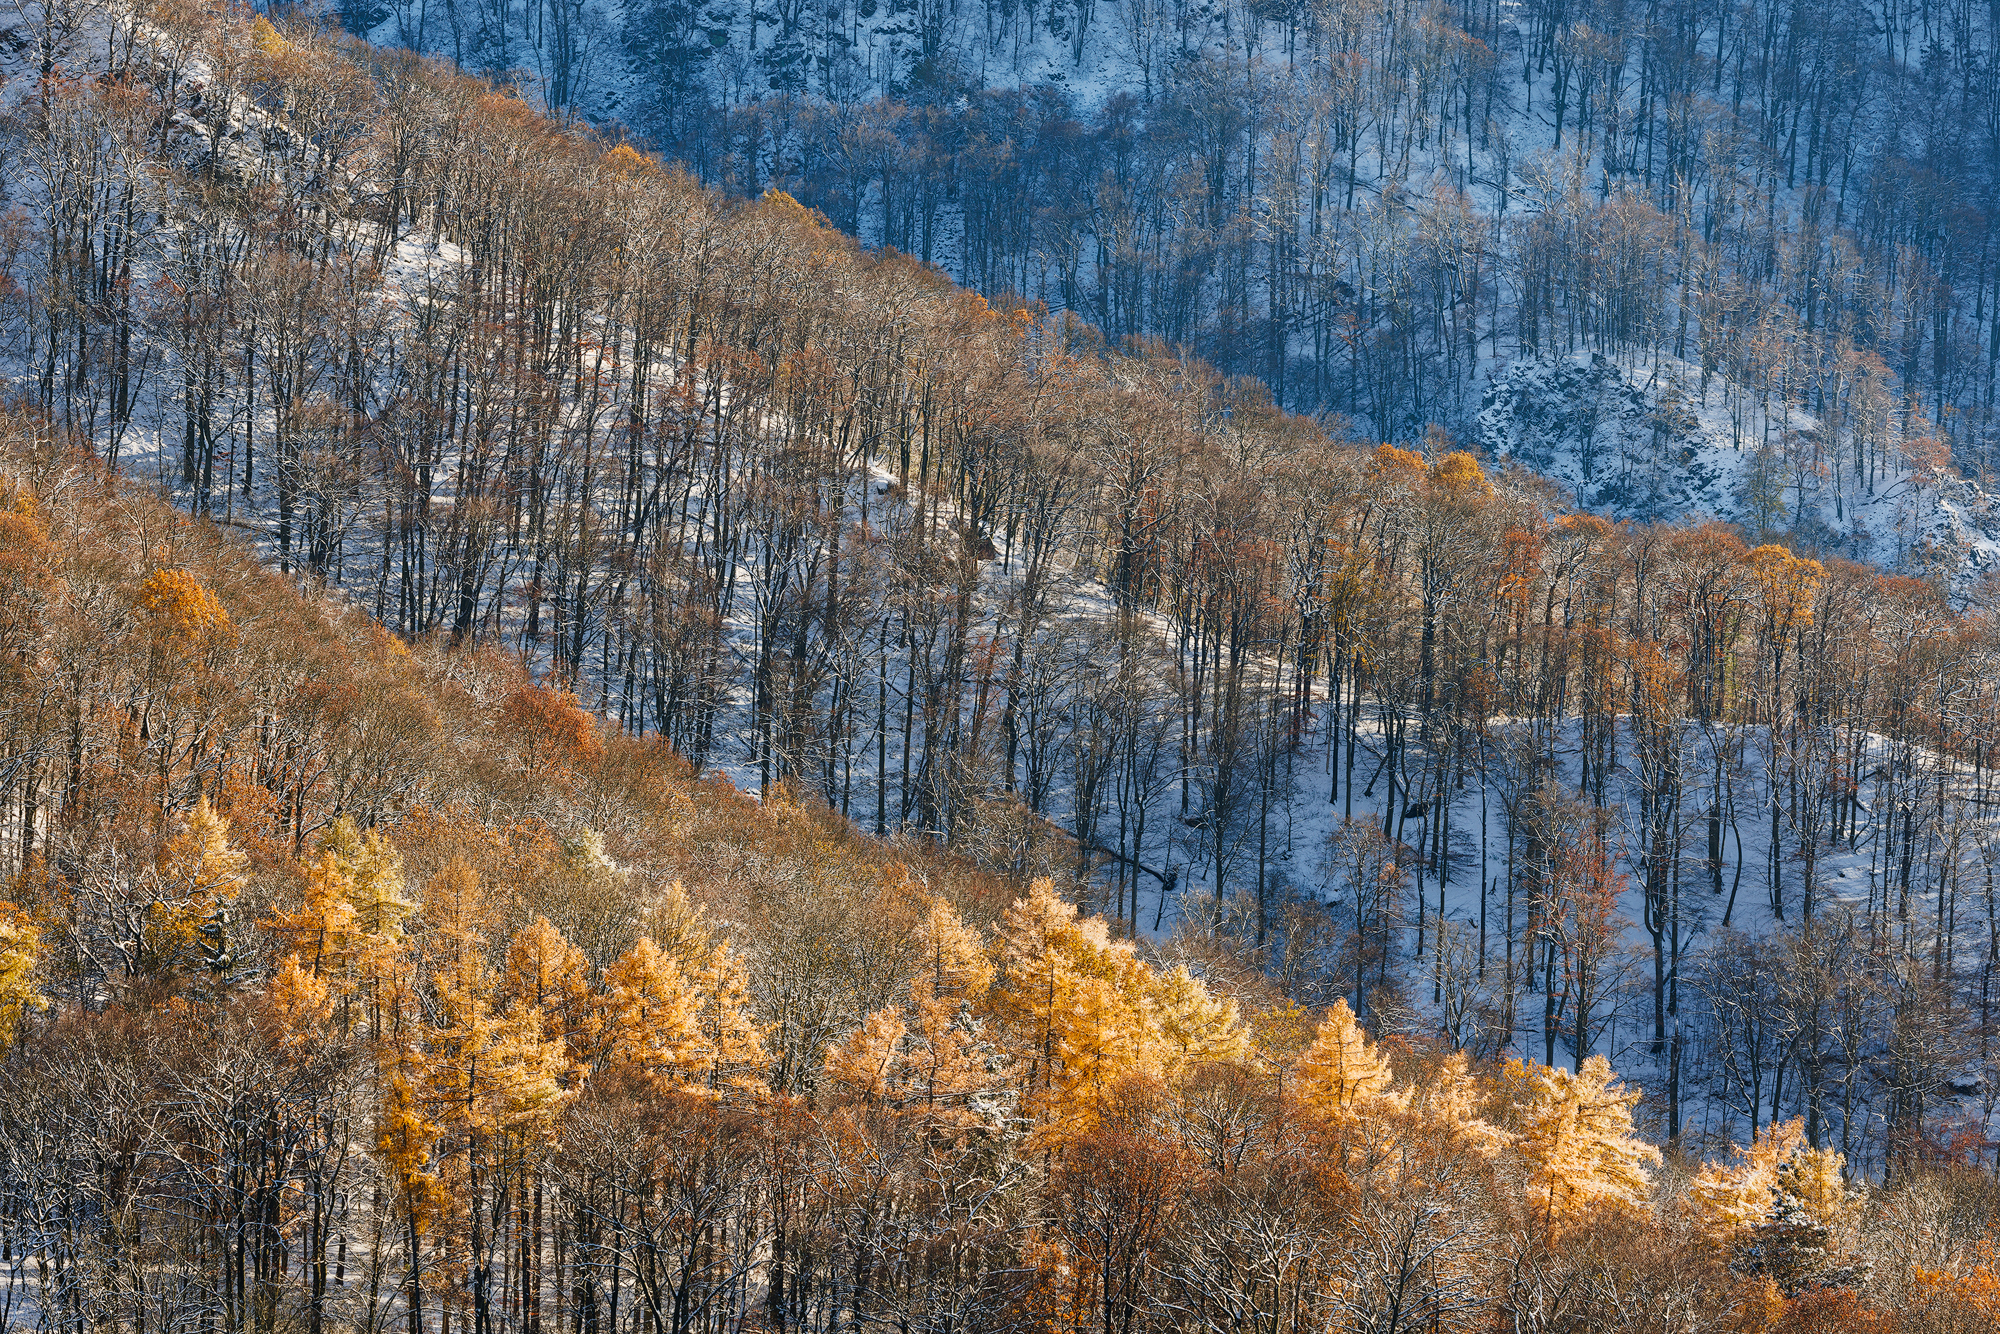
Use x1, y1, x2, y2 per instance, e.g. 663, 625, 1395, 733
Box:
6, 0, 2000, 1328
0, 398, 1992, 1332
352, 0, 2000, 490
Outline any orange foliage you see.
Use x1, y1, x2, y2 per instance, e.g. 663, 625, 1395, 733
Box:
504, 683, 606, 774
1768, 1289, 1895, 1334
138, 567, 235, 659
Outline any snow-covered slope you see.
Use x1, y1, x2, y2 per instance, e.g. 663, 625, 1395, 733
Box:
1479, 352, 2000, 594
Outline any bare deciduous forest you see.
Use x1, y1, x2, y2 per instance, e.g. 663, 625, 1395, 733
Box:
485, 0, 2000, 474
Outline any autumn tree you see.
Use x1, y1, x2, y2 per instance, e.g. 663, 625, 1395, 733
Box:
1508, 1054, 1658, 1233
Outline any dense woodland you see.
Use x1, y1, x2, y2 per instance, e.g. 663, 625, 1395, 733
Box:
408, 0, 2000, 473
7, 2, 2000, 1330
0, 401, 1995, 1333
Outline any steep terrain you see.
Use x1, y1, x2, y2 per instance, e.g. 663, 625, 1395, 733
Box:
7, 0, 2000, 1200
0, 397, 1995, 1334
330, 0, 2000, 591
1477, 354, 2000, 593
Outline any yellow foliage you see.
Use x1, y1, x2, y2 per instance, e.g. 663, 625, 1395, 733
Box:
375, 859, 571, 1244
1373, 444, 1427, 479
1773, 1143, 1861, 1241
824, 988, 1003, 1127
600, 935, 703, 1078
912, 894, 993, 1005
0, 492, 51, 590
1408, 1050, 1511, 1155
262, 953, 334, 1049
691, 939, 767, 1094
1745, 545, 1823, 633
0, 903, 47, 1041
270, 849, 360, 980
431, 944, 569, 1135
759, 189, 831, 232
250, 13, 288, 53
322, 818, 416, 940
1912, 1248, 2000, 1325
138, 567, 235, 660
1247, 998, 1317, 1067
163, 798, 247, 889
502, 915, 599, 1075
267, 818, 413, 1025
1687, 1119, 1808, 1246
825, 1007, 906, 1102
1510, 1054, 1658, 1227
423, 857, 501, 959
1430, 450, 1493, 497
376, 980, 444, 1232
991, 878, 1158, 1142
637, 877, 711, 969
1149, 965, 1249, 1072
602, 143, 658, 177
1293, 999, 1401, 1121
600, 934, 764, 1094
825, 895, 1005, 1125
1687, 1118, 1859, 1253
1730, 1276, 1789, 1333
146, 798, 249, 975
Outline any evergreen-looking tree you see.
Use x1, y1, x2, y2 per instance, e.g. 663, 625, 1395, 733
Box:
1732, 1152, 1869, 1296
1509, 1053, 1658, 1230
1686, 1117, 1812, 1247
1293, 997, 1401, 1122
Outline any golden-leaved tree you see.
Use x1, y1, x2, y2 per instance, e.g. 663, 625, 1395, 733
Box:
690, 939, 767, 1094
600, 932, 766, 1096
1685, 1118, 1814, 1246
824, 894, 1008, 1128
1509, 1054, 1659, 1232
1293, 998, 1403, 1122
502, 914, 600, 1082
1689, 1117, 1863, 1295
0, 903, 46, 1041
1407, 1050, 1511, 1156
145, 797, 248, 979
137, 566, 236, 665
1149, 964, 1250, 1073
269, 816, 415, 1032
407, 860, 569, 1329
599, 936, 704, 1079
990, 878, 1160, 1143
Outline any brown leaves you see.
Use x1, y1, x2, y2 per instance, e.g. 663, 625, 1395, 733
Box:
503, 681, 606, 777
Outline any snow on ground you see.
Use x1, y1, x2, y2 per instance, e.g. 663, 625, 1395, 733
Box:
1478, 350, 2000, 596
8, 2, 2000, 1161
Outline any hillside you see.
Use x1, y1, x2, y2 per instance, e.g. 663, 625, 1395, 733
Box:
1476, 352, 2000, 589
0, 380, 1990, 1334
339, 0, 2000, 584
7, 4, 2000, 1326
5, 0, 2000, 1122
